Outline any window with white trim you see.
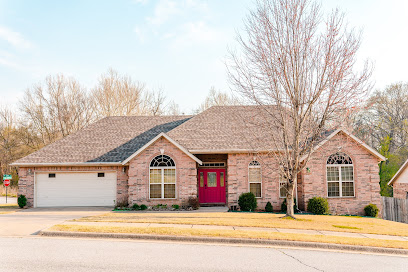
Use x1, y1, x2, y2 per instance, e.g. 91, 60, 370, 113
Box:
326, 152, 354, 197
149, 155, 176, 199
249, 161, 261, 198
279, 177, 287, 198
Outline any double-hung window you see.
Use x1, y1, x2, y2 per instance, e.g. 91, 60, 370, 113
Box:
249, 161, 262, 198
327, 152, 354, 197
149, 155, 176, 199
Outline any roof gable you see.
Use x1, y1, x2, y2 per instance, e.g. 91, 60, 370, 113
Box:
388, 159, 408, 185
121, 132, 202, 165
300, 129, 386, 162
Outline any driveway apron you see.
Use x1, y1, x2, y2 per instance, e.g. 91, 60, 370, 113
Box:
0, 207, 111, 236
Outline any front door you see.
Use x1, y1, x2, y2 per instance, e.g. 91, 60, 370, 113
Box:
198, 169, 226, 204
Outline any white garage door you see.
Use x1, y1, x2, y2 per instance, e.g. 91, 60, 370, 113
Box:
36, 172, 116, 207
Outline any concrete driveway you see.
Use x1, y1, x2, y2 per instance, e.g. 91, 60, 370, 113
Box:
0, 207, 111, 237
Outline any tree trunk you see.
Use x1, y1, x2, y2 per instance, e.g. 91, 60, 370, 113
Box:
286, 179, 296, 219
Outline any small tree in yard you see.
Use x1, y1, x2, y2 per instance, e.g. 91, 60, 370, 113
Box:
228, 0, 372, 218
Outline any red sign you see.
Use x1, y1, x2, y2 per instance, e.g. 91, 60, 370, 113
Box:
3, 180, 10, 187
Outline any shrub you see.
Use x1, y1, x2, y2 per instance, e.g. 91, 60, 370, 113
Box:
238, 192, 257, 211
364, 204, 379, 217
115, 199, 129, 209
172, 204, 180, 210
280, 198, 297, 213
17, 195, 27, 208
307, 197, 329, 215
155, 204, 168, 209
132, 204, 140, 210
140, 204, 148, 210
188, 197, 200, 210
265, 201, 273, 212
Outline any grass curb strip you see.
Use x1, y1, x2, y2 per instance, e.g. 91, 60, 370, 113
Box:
39, 230, 408, 256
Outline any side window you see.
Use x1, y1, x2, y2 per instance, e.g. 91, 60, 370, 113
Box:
249, 161, 261, 198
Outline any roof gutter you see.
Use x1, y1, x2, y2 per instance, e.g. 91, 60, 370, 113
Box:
189, 149, 283, 154
10, 162, 123, 167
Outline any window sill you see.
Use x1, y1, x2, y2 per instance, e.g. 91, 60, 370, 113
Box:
149, 198, 177, 200
327, 196, 356, 199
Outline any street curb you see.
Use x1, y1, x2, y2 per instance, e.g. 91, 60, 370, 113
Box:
39, 230, 408, 256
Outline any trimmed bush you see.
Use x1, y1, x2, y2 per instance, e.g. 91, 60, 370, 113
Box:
17, 195, 27, 208
307, 197, 329, 215
238, 192, 257, 211
140, 204, 148, 210
132, 204, 140, 210
364, 204, 379, 217
280, 198, 297, 213
172, 204, 180, 210
265, 201, 273, 212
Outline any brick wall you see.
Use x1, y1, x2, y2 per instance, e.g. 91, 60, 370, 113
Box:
17, 166, 128, 207
302, 132, 382, 215
393, 183, 408, 199
227, 153, 287, 211
128, 136, 197, 206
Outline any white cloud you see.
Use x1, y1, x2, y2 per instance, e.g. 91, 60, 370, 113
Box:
134, 26, 146, 42
133, 0, 149, 4
147, 0, 180, 26
185, 0, 208, 12
0, 26, 31, 49
170, 21, 225, 48
0, 57, 23, 70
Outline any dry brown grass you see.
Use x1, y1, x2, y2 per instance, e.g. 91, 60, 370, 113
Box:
74, 212, 408, 236
51, 224, 408, 250
0, 203, 18, 209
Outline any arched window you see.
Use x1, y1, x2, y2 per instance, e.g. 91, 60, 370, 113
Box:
326, 152, 354, 197
249, 161, 261, 198
149, 155, 176, 199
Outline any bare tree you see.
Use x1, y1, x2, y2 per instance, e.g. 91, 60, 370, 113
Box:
228, 0, 372, 218
143, 88, 167, 116
353, 83, 408, 152
166, 101, 182, 115
196, 86, 239, 113
20, 74, 94, 146
92, 68, 146, 117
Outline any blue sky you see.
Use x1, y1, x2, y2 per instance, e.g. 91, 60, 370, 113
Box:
0, 0, 407, 113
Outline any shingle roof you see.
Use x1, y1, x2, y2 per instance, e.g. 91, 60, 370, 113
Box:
13, 116, 191, 165
168, 105, 283, 152
12, 105, 298, 165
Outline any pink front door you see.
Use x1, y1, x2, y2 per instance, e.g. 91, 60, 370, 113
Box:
198, 169, 226, 204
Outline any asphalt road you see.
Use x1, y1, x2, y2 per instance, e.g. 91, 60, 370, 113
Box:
1, 237, 407, 272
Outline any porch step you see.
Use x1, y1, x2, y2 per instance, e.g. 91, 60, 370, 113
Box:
200, 203, 226, 207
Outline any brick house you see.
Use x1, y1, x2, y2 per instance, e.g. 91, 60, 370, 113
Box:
12, 106, 385, 215
387, 159, 408, 199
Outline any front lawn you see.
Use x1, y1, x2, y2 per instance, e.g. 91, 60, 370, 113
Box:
51, 224, 408, 250
74, 212, 408, 237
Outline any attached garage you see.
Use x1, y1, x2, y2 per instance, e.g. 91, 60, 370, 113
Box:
35, 172, 116, 207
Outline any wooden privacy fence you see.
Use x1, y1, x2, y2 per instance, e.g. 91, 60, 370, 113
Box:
382, 196, 408, 224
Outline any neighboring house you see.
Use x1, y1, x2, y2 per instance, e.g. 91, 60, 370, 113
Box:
12, 106, 385, 215
388, 160, 408, 199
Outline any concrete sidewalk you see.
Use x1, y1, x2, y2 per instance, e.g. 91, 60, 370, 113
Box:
61, 221, 408, 242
